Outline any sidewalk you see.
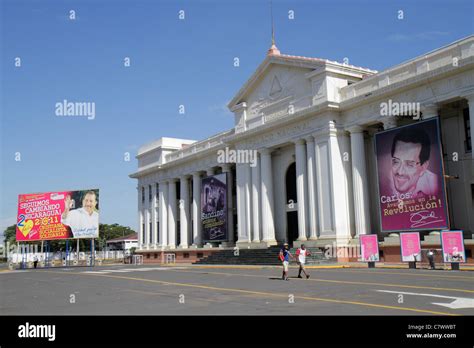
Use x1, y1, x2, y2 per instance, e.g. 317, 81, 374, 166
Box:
182, 262, 474, 271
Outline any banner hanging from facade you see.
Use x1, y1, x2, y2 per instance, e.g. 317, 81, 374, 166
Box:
375, 118, 449, 232
359, 234, 380, 262
400, 232, 421, 262
441, 230, 466, 263
201, 174, 227, 242
16, 189, 99, 241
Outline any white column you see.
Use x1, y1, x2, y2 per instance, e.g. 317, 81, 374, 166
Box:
145, 185, 150, 249
159, 182, 168, 248
138, 185, 144, 249
244, 164, 252, 243
168, 179, 177, 249
251, 157, 261, 242
221, 165, 235, 244
236, 163, 249, 243
305, 136, 318, 240
151, 183, 158, 248
260, 149, 276, 244
348, 126, 371, 236
294, 139, 308, 241
328, 121, 352, 241
179, 176, 190, 248
192, 172, 202, 247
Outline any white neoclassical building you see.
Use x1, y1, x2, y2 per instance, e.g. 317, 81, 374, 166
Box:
130, 36, 474, 263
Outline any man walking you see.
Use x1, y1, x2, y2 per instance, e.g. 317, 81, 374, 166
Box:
279, 243, 293, 281
296, 244, 311, 279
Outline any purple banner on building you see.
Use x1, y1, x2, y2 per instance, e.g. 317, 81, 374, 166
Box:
375, 118, 449, 232
201, 173, 227, 242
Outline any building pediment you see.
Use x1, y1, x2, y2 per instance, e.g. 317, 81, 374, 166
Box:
228, 55, 324, 111
228, 50, 376, 134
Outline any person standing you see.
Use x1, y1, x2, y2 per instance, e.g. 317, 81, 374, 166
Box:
33, 254, 38, 269
279, 243, 294, 281
296, 244, 311, 279
427, 249, 436, 270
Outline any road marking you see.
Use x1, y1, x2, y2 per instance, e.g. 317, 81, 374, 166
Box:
376, 290, 474, 309
41, 270, 460, 316
319, 268, 473, 281
166, 269, 474, 294
81, 267, 188, 274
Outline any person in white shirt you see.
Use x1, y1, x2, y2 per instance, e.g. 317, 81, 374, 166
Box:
296, 244, 311, 279
61, 191, 99, 238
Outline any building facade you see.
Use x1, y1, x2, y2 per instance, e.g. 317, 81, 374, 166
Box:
130, 36, 474, 262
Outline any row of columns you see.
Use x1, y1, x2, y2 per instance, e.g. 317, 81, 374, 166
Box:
138, 167, 235, 250
138, 128, 379, 248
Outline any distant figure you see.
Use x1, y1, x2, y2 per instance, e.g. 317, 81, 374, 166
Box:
33, 255, 38, 269
296, 244, 311, 279
427, 249, 435, 270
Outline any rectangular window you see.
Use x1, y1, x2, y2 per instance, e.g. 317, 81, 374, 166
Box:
141, 187, 145, 203
149, 222, 152, 243
464, 108, 471, 152
142, 224, 145, 244
149, 185, 152, 202
156, 183, 159, 199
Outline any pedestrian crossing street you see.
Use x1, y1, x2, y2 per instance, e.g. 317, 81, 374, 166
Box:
81, 266, 188, 274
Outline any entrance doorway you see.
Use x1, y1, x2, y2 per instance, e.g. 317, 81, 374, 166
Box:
285, 162, 298, 245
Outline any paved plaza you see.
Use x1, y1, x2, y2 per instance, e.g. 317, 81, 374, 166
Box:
1, 264, 472, 316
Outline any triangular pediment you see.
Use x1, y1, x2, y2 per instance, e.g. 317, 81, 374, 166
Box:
228, 54, 325, 111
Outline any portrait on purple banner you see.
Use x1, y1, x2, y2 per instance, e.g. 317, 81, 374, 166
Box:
201, 173, 227, 242
375, 118, 449, 232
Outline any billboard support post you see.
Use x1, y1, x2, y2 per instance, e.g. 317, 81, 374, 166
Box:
67, 240, 70, 267
44, 241, 49, 268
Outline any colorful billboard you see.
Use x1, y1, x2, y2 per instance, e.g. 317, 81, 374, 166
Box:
359, 234, 380, 262
400, 232, 421, 262
374, 118, 449, 232
16, 189, 99, 241
441, 230, 466, 263
201, 174, 227, 242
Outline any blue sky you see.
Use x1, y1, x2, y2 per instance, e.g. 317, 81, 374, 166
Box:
1, 0, 473, 239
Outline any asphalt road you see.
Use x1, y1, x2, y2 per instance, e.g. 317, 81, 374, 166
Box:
1, 264, 472, 315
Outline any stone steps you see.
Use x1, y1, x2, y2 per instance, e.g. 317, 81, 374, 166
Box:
194, 247, 335, 265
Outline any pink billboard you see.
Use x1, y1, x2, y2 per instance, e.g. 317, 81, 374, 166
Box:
441, 231, 466, 263
17, 189, 99, 241
374, 118, 449, 232
400, 232, 421, 262
360, 234, 380, 262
